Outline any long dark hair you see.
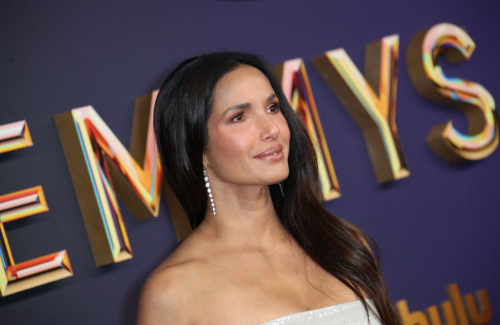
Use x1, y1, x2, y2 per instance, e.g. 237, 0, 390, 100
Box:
153, 51, 401, 325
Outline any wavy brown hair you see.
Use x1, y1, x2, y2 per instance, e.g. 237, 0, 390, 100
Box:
153, 51, 401, 325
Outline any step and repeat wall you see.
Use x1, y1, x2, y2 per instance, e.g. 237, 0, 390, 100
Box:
0, 0, 498, 324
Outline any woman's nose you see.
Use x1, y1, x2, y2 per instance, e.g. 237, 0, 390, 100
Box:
258, 114, 280, 141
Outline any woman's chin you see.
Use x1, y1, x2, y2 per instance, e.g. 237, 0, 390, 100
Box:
262, 172, 289, 185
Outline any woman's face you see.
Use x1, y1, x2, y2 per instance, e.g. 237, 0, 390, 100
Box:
203, 64, 290, 187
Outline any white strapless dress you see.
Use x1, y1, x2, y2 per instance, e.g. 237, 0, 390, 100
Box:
259, 299, 381, 325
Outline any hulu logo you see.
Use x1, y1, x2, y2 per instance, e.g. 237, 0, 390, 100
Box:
396, 283, 492, 325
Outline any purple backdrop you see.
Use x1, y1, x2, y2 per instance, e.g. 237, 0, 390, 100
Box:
0, 0, 499, 323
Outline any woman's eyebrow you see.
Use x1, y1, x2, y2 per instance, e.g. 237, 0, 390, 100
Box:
222, 102, 251, 116
267, 94, 277, 102
222, 94, 277, 116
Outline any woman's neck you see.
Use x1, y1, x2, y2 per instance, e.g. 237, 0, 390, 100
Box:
196, 181, 289, 249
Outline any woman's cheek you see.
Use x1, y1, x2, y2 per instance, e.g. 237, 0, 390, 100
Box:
213, 129, 251, 161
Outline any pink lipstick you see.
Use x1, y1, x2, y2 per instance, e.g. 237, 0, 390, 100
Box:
254, 145, 284, 162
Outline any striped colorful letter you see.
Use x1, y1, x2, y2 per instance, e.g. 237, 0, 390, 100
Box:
407, 23, 499, 162
274, 59, 341, 201
0, 120, 72, 296
312, 35, 410, 184
0, 120, 33, 154
0, 186, 72, 297
54, 92, 162, 267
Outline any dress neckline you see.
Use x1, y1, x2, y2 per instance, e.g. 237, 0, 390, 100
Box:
259, 298, 374, 325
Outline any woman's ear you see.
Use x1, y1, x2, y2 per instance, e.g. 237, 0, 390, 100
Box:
202, 152, 208, 169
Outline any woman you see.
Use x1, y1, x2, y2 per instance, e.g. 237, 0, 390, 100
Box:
136, 51, 401, 325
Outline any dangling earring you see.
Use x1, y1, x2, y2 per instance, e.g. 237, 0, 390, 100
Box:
279, 182, 284, 197
204, 169, 216, 215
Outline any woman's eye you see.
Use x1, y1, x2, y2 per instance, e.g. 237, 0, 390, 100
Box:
268, 104, 280, 113
231, 113, 244, 122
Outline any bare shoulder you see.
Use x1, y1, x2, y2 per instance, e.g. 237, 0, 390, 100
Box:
136, 234, 217, 325
136, 262, 188, 324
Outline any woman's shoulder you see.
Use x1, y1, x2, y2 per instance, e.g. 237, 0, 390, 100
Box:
136, 234, 218, 324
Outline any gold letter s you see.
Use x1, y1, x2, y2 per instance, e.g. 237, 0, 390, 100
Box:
407, 23, 499, 162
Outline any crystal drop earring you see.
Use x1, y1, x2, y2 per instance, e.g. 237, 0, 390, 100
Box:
204, 169, 216, 215
279, 182, 284, 197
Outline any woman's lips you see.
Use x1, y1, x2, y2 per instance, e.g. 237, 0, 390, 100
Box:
254, 145, 284, 162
